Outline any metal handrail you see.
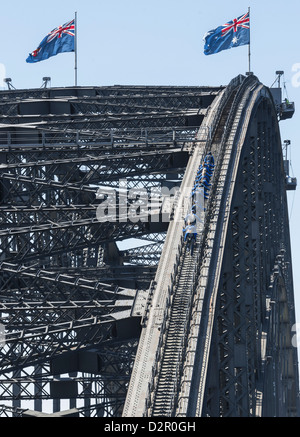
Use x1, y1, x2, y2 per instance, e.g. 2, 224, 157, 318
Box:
0, 126, 209, 149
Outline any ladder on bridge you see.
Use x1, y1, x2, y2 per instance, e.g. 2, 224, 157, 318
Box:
149, 236, 200, 416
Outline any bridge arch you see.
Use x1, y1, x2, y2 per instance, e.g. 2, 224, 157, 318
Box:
0, 77, 298, 417
197, 81, 298, 417
124, 75, 299, 417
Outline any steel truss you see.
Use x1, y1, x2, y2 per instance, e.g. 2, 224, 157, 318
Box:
122, 75, 300, 417
201, 95, 298, 417
0, 80, 298, 417
0, 85, 213, 416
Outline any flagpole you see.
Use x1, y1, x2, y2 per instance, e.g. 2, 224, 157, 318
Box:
75, 11, 78, 86
248, 6, 251, 73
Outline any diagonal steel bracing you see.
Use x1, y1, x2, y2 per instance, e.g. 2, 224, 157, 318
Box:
123, 75, 300, 417
0, 80, 298, 417
0, 85, 213, 416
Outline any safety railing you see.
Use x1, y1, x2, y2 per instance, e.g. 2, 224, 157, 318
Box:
0, 126, 210, 149
143, 74, 261, 416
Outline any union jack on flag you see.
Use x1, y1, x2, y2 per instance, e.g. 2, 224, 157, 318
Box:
222, 12, 250, 37
204, 12, 250, 56
26, 18, 76, 63
47, 19, 75, 43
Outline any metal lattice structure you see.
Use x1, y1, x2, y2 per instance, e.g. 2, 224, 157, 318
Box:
0, 76, 298, 417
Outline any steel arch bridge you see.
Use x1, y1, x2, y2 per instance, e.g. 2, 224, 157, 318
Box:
0, 74, 298, 417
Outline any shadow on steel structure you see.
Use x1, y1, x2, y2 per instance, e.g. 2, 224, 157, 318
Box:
0, 78, 298, 417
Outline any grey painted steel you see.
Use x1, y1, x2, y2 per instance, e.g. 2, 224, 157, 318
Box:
0, 85, 218, 416
122, 88, 225, 417
0, 79, 298, 417
124, 75, 299, 417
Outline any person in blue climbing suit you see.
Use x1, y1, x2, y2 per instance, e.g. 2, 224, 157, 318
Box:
198, 169, 211, 188
183, 223, 197, 254
191, 185, 209, 200
194, 154, 215, 198
192, 175, 210, 197
184, 209, 202, 226
204, 152, 215, 167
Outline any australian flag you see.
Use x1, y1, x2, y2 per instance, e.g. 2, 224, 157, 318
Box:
203, 12, 250, 55
26, 19, 75, 63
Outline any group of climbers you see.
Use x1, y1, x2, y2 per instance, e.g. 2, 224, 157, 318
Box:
182, 152, 215, 254
191, 152, 215, 199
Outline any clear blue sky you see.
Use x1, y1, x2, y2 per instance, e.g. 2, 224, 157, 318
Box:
1, 0, 300, 330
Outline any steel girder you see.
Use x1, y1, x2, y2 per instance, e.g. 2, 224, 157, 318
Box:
198, 85, 299, 416
0, 79, 298, 417
0, 85, 215, 416
122, 75, 299, 418
0, 85, 220, 132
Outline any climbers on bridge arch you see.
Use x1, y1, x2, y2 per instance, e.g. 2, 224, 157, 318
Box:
182, 152, 215, 254
191, 152, 215, 199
